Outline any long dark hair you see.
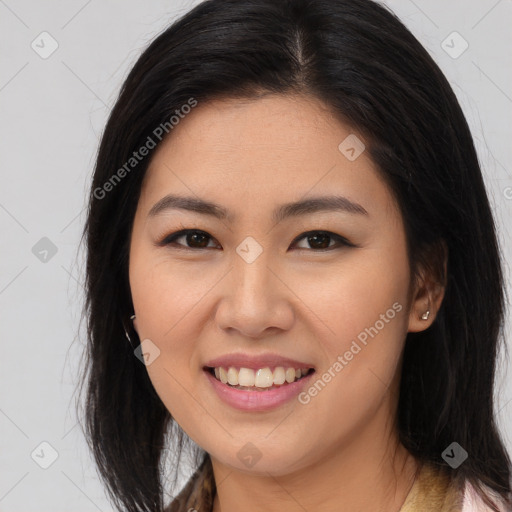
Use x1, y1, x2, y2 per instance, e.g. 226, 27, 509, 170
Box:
76, 0, 512, 510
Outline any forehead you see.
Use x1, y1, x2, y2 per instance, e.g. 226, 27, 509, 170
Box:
139, 93, 399, 222
155, 93, 346, 153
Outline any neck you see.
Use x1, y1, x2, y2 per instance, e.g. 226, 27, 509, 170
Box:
210, 418, 419, 512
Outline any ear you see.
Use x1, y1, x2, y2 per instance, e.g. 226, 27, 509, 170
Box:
408, 240, 448, 333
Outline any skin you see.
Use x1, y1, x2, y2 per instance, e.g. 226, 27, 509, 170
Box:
129, 93, 445, 512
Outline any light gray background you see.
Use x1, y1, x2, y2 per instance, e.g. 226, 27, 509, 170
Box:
1, 1, 511, 510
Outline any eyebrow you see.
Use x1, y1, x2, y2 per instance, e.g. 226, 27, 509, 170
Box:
147, 194, 369, 223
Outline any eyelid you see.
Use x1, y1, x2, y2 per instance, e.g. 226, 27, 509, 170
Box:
290, 230, 355, 249
155, 229, 219, 249
156, 228, 355, 250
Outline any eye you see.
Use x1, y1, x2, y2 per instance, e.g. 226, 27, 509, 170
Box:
157, 229, 354, 251
159, 229, 219, 250
290, 230, 354, 251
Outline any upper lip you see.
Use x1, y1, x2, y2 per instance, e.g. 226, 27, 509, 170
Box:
203, 352, 316, 371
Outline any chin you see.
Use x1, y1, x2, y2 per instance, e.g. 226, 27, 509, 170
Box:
209, 445, 309, 477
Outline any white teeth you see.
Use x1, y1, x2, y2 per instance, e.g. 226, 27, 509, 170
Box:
238, 368, 255, 386
273, 367, 286, 385
219, 367, 228, 384
255, 367, 273, 388
211, 365, 312, 388
285, 368, 296, 383
227, 367, 238, 386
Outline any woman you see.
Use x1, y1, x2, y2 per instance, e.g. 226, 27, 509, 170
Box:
77, 0, 512, 511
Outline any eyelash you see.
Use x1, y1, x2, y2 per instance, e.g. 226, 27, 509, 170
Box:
156, 229, 355, 252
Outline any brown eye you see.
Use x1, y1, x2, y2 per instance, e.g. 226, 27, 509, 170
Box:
292, 231, 353, 251
160, 229, 218, 249
159, 229, 353, 251
303, 232, 331, 249
183, 231, 211, 248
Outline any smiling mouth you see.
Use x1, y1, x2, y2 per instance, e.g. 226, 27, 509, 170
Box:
204, 366, 315, 391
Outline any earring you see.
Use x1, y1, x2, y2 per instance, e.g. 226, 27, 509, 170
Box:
124, 314, 137, 345
421, 310, 430, 320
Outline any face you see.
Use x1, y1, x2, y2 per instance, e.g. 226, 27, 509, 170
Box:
129, 93, 428, 476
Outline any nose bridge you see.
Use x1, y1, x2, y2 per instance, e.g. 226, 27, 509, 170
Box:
231, 238, 274, 306
214, 236, 294, 337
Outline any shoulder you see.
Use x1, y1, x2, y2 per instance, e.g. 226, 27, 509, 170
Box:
461, 480, 510, 512
400, 461, 510, 512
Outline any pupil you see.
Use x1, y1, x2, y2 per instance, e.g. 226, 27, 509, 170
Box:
189, 232, 208, 247
309, 233, 330, 249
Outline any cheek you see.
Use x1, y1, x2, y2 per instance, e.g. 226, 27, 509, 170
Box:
129, 251, 194, 373
130, 247, 212, 339
299, 274, 407, 431
308, 253, 408, 347
129, 256, 208, 422
302, 250, 410, 414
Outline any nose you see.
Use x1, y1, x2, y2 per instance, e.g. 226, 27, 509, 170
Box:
214, 248, 295, 338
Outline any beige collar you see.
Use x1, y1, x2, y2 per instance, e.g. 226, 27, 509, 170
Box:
399, 462, 464, 512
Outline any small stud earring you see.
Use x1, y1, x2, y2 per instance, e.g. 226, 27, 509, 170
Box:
421, 310, 430, 320
130, 314, 136, 321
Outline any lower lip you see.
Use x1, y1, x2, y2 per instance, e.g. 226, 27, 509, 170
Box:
203, 369, 315, 412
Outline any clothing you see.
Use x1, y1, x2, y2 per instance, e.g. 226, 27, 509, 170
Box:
165, 455, 215, 512
164, 455, 509, 512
